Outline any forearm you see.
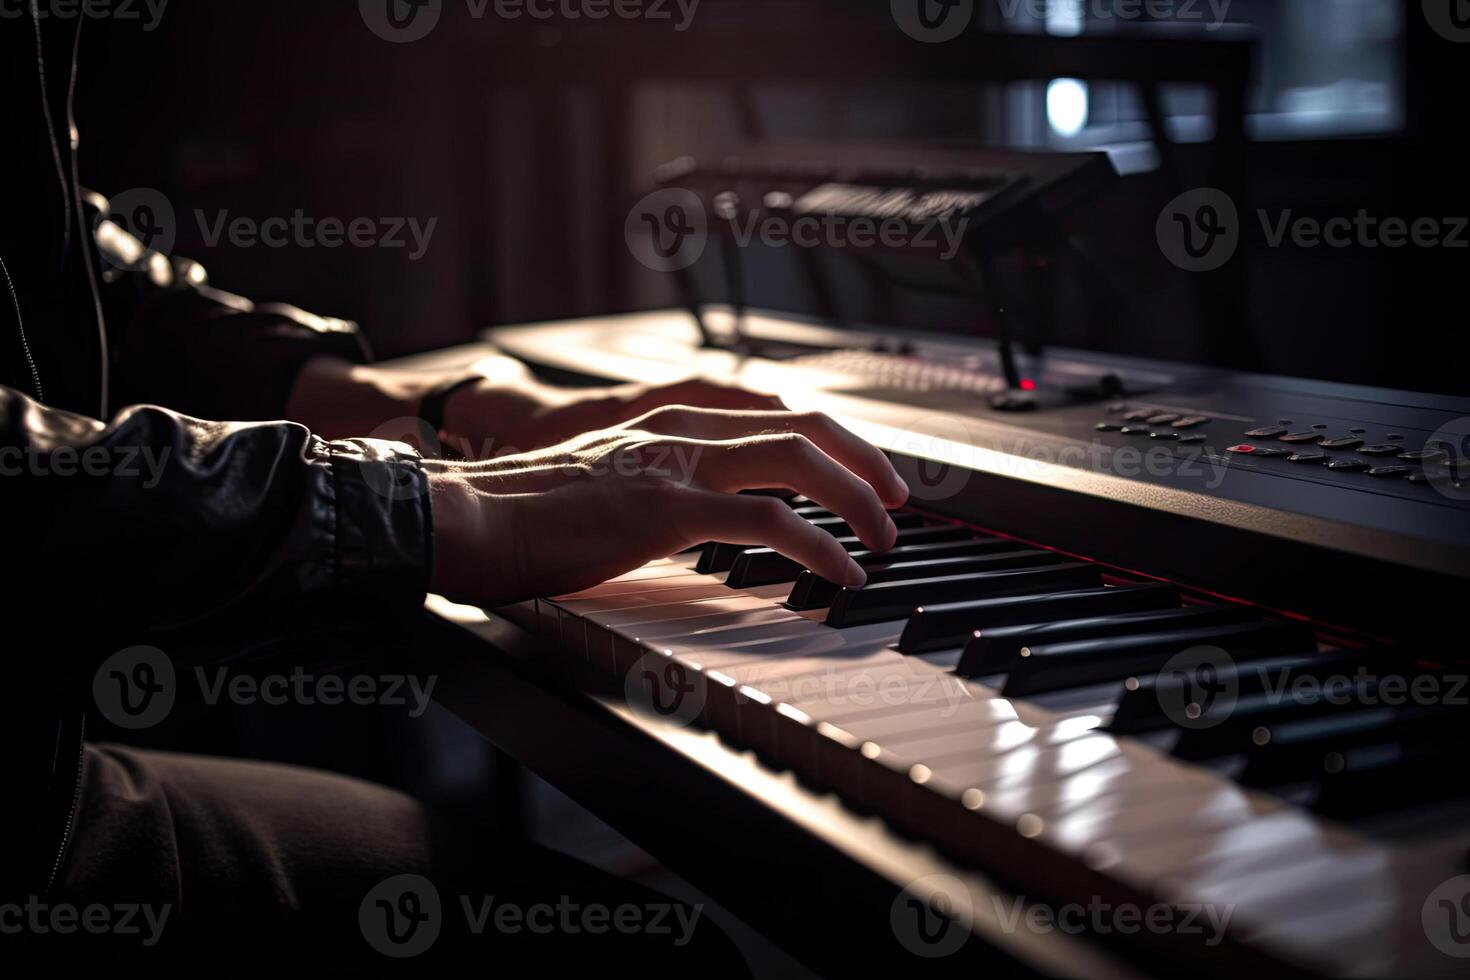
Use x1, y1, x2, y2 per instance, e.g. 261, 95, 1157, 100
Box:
285, 354, 787, 458
285, 357, 452, 442
285, 355, 633, 454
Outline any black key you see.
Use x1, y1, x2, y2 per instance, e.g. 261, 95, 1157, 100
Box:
1287, 702, 1453, 747
1096, 422, 1124, 432
721, 549, 807, 590
803, 513, 927, 536
1179, 434, 1208, 444
791, 506, 835, 519
1319, 437, 1364, 450
896, 584, 1180, 654
1120, 427, 1150, 436
1110, 649, 1365, 734
1241, 701, 1469, 788
1280, 432, 1324, 445
744, 493, 809, 509
1313, 735, 1470, 817
1245, 426, 1288, 439
1326, 459, 1370, 472
1398, 450, 1447, 464
1367, 466, 1410, 479
697, 542, 753, 575
844, 539, 1036, 567
1358, 444, 1404, 456
1150, 431, 1181, 441
724, 525, 974, 587
1172, 683, 1368, 761
957, 605, 1260, 677
1001, 621, 1316, 697
826, 564, 1102, 629
788, 550, 1062, 610
1288, 452, 1329, 465
697, 513, 925, 573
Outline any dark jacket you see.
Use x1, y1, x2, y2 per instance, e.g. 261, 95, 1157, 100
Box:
1, 17, 434, 899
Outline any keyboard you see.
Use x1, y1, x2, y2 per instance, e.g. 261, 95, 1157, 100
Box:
401, 310, 1470, 976
490, 310, 1470, 644
491, 499, 1469, 977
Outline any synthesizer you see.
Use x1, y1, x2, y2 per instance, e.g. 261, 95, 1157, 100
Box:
413, 309, 1470, 977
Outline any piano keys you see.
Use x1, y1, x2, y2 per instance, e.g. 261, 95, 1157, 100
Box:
492, 496, 1470, 977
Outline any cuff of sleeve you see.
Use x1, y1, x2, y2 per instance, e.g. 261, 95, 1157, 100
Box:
320, 438, 434, 616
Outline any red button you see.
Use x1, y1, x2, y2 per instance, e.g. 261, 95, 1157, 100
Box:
1227, 445, 1257, 454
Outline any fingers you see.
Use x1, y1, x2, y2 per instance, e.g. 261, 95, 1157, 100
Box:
627, 407, 909, 509
696, 434, 898, 553
680, 490, 867, 587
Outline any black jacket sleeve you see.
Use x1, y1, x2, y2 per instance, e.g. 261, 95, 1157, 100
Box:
0, 385, 434, 676
111, 282, 373, 423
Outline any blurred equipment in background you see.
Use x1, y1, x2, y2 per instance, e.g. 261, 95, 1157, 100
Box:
651, 143, 1129, 410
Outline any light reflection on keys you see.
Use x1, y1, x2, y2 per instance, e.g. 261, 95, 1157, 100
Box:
496, 504, 1470, 978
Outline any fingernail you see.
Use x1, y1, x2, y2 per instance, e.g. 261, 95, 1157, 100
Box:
844, 559, 868, 589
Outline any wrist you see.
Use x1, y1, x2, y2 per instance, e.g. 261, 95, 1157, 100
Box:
288, 357, 451, 442
427, 470, 483, 600
426, 469, 526, 607
434, 378, 488, 451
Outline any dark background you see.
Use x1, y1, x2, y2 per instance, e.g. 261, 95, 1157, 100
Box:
77, 0, 1468, 394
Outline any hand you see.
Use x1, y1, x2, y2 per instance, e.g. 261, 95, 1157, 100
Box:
441, 376, 787, 457
287, 356, 783, 456
426, 406, 908, 608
